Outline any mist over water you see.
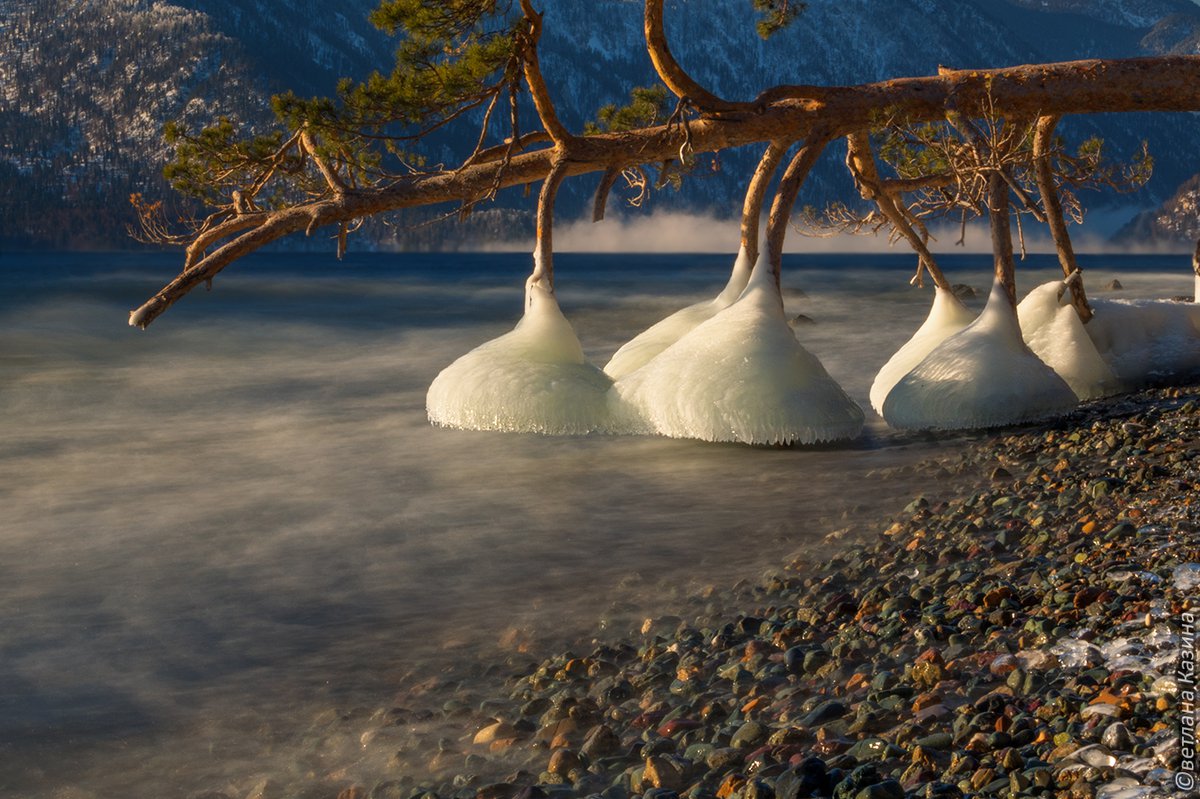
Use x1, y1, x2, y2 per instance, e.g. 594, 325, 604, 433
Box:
0, 251, 1192, 797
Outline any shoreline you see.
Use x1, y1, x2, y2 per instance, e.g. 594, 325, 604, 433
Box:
230, 384, 1200, 799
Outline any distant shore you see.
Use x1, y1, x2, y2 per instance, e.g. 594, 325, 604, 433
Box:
221, 385, 1198, 799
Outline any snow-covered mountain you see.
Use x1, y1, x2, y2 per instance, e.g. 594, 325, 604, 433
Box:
4, 0, 1200, 249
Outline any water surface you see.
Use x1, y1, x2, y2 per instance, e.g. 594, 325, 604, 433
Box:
0, 250, 1191, 796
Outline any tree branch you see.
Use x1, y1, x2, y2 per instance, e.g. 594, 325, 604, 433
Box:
132, 56, 1200, 327
519, 0, 573, 145
740, 141, 788, 264
845, 131, 951, 291
765, 131, 831, 285
592, 167, 621, 222
643, 0, 742, 115
532, 158, 569, 289
1033, 114, 1093, 322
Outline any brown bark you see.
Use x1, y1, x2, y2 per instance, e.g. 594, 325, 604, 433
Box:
643, 0, 739, 114
1033, 115, 1093, 322
132, 56, 1200, 328
531, 159, 569, 289
988, 171, 1017, 307
740, 141, 788, 263
845, 131, 951, 291
765, 132, 831, 286
519, 0, 573, 145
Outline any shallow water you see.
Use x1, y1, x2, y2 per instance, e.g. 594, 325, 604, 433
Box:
0, 250, 1191, 796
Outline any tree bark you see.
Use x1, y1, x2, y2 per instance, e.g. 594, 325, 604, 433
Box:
531, 159, 569, 289
643, 0, 738, 114
844, 131, 951, 291
1032, 114, 1092, 322
988, 171, 1017, 307
740, 141, 788, 264
765, 132, 831, 287
519, 0, 573, 146
132, 56, 1200, 328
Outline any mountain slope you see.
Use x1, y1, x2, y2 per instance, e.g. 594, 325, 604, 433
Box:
4, 0, 1200, 249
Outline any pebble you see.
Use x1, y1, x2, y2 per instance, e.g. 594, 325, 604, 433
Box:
201, 385, 1200, 799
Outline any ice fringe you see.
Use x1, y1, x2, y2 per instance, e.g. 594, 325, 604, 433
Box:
610, 255, 864, 445
426, 276, 612, 435
882, 280, 1078, 430
603, 246, 754, 379
1084, 296, 1200, 386
869, 287, 975, 415
1017, 280, 1122, 401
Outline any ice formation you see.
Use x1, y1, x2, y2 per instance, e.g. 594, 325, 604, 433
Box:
869, 287, 975, 414
603, 246, 754, 379
610, 256, 864, 445
426, 276, 613, 435
1083, 297, 1200, 386
882, 280, 1078, 430
1017, 280, 1122, 400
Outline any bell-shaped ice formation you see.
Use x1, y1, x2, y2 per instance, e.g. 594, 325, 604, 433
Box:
603, 247, 754, 379
426, 277, 613, 435
882, 280, 1078, 430
869, 287, 975, 415
1084, 297, 1200, 386
610, 257, 864, 445
1017, 281, 1122, 401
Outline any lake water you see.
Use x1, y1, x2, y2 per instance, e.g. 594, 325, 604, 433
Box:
0, 249, 1192, 797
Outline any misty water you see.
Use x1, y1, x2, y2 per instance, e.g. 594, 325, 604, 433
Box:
0, 250, 1192, 797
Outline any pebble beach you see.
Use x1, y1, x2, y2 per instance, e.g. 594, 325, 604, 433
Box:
221, 383, 1200, 799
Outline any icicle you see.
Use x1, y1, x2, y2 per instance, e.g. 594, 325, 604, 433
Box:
603, 245, 755, 379
882, 280, 1077, 430
869, 287, 975, 415
1017, 281, 1121, 400
610, 254, 864, 445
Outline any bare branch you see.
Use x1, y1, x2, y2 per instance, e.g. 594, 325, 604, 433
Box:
132, 56, 1200, 327
765, 130, 832, 284
845, 131, 951, 291
740, 141, 788, 264
518, 0, 573, 145
1033, 114, 1093, 322
592, 167, 621, 222
643, 0, 742, 115
531, 158, 570, 289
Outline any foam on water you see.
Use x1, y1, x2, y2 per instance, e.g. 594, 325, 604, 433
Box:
611, 256, 864, 445
1017, 280, 1122, 400
869, 287, 975, 414
882, 280, 1078, 430
426, 274, 613, 434
603, 246, 753, 379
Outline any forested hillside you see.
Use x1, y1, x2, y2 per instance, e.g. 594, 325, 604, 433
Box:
4, 0, 1200, 250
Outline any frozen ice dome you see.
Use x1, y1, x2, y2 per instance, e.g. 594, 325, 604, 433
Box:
426, 276, 613, 435
869, 287, 975, 414
1017, 281, 1122, 400
604, 246, 754, 379
1085, 297, 1200, 386
610, 256, 864, 445
882, 280, 1078, 430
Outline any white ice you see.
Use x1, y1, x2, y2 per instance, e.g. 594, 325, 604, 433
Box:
610, 255, 865, 445
869, 287, 975, 414
1017, 280, 1122, 400
882, 280, 1078, 430
1084, 297, 1200, 386
603, 246, 754, 379
426, 274, 612, 435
